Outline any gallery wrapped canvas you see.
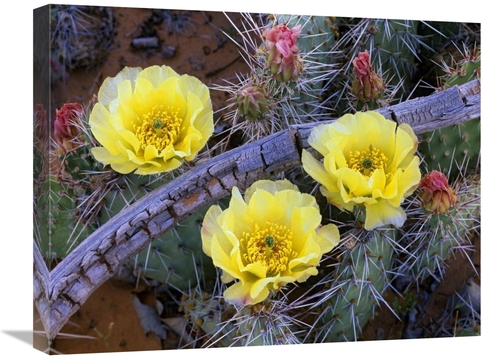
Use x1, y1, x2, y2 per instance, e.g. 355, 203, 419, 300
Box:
33, 3, 480, 355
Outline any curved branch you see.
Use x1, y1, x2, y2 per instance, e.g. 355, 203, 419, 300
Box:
33, 79, 480, 340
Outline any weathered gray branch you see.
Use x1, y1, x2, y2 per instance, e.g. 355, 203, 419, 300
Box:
33, 79, 480, 340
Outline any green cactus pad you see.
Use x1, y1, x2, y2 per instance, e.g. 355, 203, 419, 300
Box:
402, 175, 480, 283
419, 118, 480, 179
419, 52, 480, 179
35, 175, 95, 261
313, 227, 397, 342
180, 291, 301, 347
131, 206, 216, 292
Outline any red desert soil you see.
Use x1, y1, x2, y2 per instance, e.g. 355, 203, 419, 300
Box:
37, 6, 480, 354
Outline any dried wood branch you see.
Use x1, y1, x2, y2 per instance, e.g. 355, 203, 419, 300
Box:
33, 79, 480, 340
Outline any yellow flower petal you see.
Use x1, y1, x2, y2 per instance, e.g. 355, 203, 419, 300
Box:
288, 254, 320, 280
243, 261, 268, 279
244, 178, 299, 201
88, 104, 124, 154
245, 188, 284, 227
223, 190, 252, 240
249, 277, 276, 300
98, 67, 142, 107
388, 123, 419, 172
306, 123, 331, 154
210, 231, 245, 282
223, 281, 260, 306
316, 223, 340, 253
301, 150, 338, 194
365, 199, 407, 230
290, 207, 321, 250
91, 147, 138, 174
137, 65, 180, 87
201, 205, 223, 256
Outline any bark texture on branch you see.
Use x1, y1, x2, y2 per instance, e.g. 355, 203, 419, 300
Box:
33, 79, 480, 340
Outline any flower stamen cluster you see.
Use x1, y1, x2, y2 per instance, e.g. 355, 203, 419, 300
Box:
349, 147, 389, 179
133, 105, 183, 151
242, 222, 297, 276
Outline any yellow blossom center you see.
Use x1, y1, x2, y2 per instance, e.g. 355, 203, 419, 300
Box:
242, 221, 296, 276
349, 146, 388, 178
134, 105, 183, 151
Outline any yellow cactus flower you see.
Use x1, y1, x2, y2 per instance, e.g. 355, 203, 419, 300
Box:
302, 111, 421, 230
89, 65, 213, 175
201, 179, 340, 306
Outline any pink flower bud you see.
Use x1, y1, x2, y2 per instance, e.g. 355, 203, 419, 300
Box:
352, 51, 385, 101
419, 170, 458, 214
262, 24, 303, 82
54, 102, 84, 155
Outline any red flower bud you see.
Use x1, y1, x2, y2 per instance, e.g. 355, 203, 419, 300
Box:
352, 51, 385, 101
54, 102, 84, 155
419, 171, 457, 214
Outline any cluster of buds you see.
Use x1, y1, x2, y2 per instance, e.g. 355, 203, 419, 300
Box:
419, 170, 458, 214
53, 102, 85, 156
351, 50, 386, 102
236, 84, 269, 121
262, 24, 303, 82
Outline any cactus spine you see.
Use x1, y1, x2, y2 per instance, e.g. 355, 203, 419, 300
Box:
180, 289, 302, 347
418, 45, 480, 179
310, 227, 397, 342
214, 13, 339, 145
400, 175, 480, 285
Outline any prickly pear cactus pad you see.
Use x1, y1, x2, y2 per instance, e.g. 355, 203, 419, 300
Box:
312, 227, 398, 342
418, 45, 481, 179
400, 172, 480, 285
33, 5, 481, 353
131, 204, 217, 291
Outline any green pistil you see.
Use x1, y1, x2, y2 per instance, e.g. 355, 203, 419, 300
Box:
264, 235, 275, 248
152, 118, 163, 130
362, 158, 373, 169
152, 118, 164, 137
